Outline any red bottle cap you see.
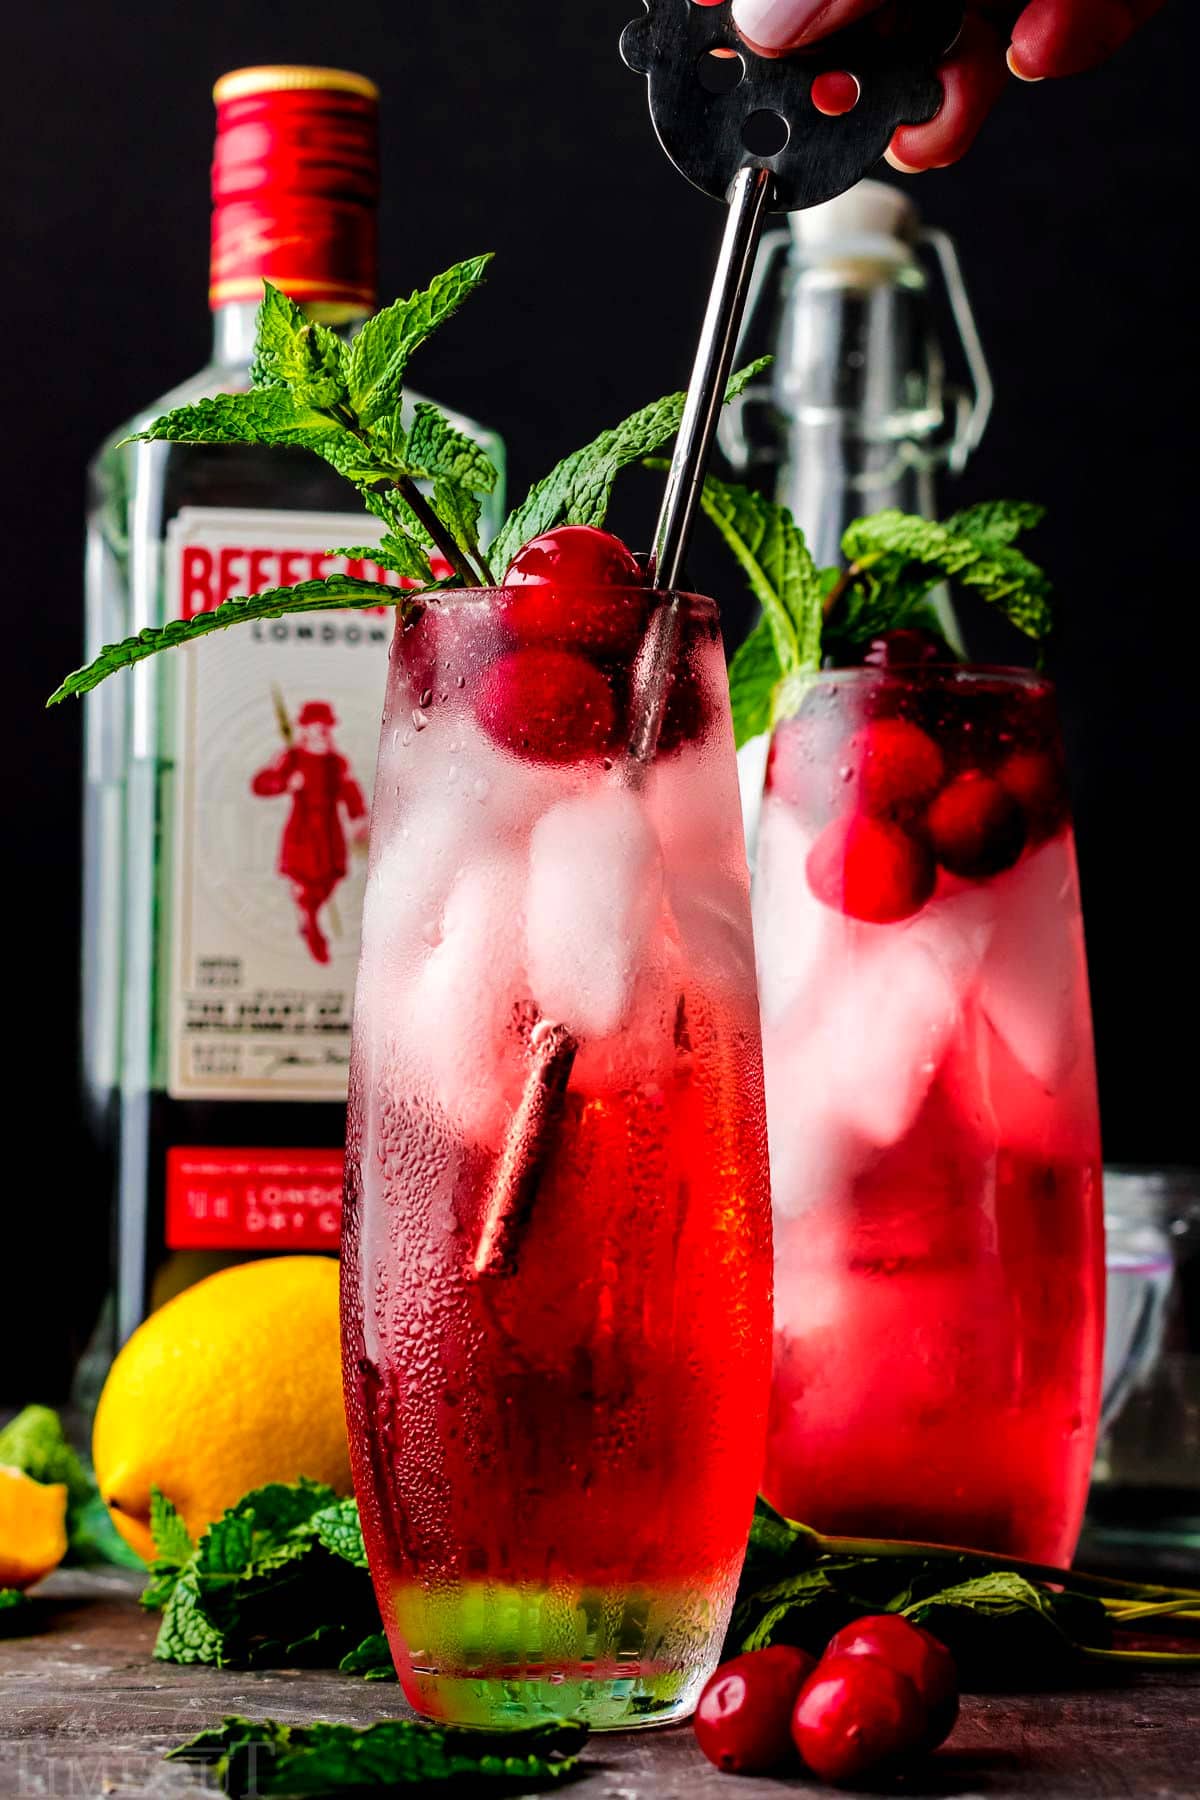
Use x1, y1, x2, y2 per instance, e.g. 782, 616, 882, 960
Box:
210, 65, 379, 312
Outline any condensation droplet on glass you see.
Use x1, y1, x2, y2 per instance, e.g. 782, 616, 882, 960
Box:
602, 757, 614, 772
840, 765, 853, 784
401, 729, 412, 747
419, 688, 433, 709
456, 674, 466, 689
472, 776, 490, 803
446, 764, 459, 786
412, 709, 429, 732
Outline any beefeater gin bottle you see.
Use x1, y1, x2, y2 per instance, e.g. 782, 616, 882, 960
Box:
83, 66, 505, 1347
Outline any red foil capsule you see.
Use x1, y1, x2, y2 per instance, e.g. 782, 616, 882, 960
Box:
209, 65, 379, 312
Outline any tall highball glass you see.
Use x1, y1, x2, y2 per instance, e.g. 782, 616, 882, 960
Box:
755, 667, 1104, 1564
341, 583, 772, 1728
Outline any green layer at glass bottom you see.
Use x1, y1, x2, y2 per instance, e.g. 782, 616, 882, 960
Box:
386, 1577, 731, 1730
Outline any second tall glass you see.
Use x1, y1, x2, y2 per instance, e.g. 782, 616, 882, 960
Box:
342, 584, 772, 1728
755, 667, 1104, 1565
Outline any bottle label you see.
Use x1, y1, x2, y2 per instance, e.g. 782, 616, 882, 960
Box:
165, 1147, 344, 1250
166, 506, 393, 1103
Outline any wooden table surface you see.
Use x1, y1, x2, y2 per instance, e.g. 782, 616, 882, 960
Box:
2, 1570, 1197, 1798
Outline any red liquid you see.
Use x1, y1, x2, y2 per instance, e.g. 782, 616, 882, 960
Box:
341, 590, 772, 1726
756, 671, 1104, 1563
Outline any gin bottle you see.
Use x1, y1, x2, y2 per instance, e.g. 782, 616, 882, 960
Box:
83, 66, 505, 1345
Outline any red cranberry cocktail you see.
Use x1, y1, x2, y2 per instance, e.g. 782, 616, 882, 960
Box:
341, 531, 773, 1727
755, 666, 1104, 1563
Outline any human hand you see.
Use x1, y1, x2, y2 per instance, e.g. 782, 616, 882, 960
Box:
287, 770, 305, 794
729, 1, 1166, 168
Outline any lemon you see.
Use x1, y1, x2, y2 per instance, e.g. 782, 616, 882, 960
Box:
0, 1465, 68, 1588
92, 1256, 351, 1562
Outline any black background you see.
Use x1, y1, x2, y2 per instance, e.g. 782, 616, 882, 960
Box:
3, 1, 1195, 1397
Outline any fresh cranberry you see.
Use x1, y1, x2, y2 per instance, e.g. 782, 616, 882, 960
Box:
825, 1615, 959, 1751
862, 628, 947, 668
846, 717, 945, 818
500, 526, 646, 657
504, 524, 642, 591
807, 814, 935, 924
694, 1646, 817, 1775
791, 1653, 928, 1784
924, 770, 1027, 879
474, 647, 618, 764
654, 661, 709, 755
996, 747, 1068, 846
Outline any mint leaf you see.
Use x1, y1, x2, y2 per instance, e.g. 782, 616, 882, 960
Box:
48, 576, 417, 704
727, 617, 782, 748
168, 1714, 589, 1795
250, 284, 347, 408
311, 1497, 368, 1568
192, 1480, 337, 1586
140, 1487, 194, 1608
328, 531, 432, 582
904, 1572, 1108, 1680
492, 357, 770, 572
945, 499, 1046, 546
683, 474, 822, 745
157, 1572, 229, 1666
406, 402, 497, 495
697, 474, 823, 674
150, 1487, 194, 1566
841, 509, 1053, 641
347, 254, 493, 427
128, 388, 354, 456
337, 1632, 394, 1678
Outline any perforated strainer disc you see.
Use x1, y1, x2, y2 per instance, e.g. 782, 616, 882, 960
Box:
621, 0, 963, 212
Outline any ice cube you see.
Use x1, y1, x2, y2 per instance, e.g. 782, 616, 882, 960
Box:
977, 837, 1086, 1091
825, 927, 962, 1148
764, 1018, 863, 1219
752, 799, 839, 1027
408, 850, 529, 1145
903, 880, 996, 1003
526, 786, 664, 1041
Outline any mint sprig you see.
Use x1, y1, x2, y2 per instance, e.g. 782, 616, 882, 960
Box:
168, 1715, 588, 1796
51, 249, 773, 705
696, 488, 1054, 746
128, 260, 498, 586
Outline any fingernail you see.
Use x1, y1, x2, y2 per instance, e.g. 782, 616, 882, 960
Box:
732, 0, 819, 54
884, 148, 923, 175
1006, 45, 1044, 82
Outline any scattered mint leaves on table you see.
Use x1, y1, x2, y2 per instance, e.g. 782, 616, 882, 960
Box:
168, 1716, 588, 1796
730, 1498, 1200, 1682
